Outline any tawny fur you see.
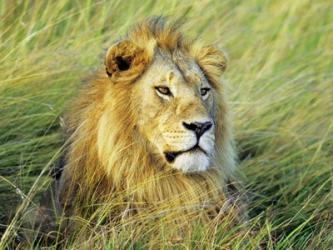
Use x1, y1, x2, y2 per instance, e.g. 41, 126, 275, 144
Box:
57, 17, 240, 225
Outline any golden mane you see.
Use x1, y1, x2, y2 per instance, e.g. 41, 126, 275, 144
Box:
58, 17, 239, 224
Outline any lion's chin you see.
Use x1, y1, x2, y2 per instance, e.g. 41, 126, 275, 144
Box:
172, 151, 210, 173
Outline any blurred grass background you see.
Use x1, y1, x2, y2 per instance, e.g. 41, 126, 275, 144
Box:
0, 0, 332, 248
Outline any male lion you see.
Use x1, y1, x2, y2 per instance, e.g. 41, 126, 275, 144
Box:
29, 17, 245, 242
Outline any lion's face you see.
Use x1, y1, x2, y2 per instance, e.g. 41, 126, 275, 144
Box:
105, 34, 228, 174
133, 53, 216, 173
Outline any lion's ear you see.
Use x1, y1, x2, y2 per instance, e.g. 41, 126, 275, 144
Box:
105, 40, 150, 83
190, 44, 228, 87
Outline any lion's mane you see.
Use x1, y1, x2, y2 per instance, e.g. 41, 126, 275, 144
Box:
57, 17, 238, 222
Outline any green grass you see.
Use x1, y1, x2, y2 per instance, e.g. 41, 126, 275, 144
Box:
1, 0, 332, 248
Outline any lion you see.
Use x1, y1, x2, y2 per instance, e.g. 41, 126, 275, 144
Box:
26, 17, 245, 243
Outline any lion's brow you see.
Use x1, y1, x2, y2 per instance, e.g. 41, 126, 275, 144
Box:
172, 54, 202, 85
183, 70, 201, 84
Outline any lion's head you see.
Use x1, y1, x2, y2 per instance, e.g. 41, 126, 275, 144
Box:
60, 18, 237, 216
99, 18, 233, 174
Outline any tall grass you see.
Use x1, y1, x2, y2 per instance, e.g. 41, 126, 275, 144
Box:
0, 0, 332, 248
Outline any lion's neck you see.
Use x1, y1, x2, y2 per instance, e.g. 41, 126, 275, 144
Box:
99, 135, 225, 207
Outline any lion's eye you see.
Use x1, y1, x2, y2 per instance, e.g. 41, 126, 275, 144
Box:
155, 86, 172, 96
200, 87, 211, 97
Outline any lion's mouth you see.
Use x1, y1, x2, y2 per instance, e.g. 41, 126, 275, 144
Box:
164, 145, 207, 163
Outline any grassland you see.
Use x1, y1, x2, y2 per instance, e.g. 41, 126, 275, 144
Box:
0, 0, 332, 249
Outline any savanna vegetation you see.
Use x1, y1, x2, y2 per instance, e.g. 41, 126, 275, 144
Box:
0, 0, 332, 249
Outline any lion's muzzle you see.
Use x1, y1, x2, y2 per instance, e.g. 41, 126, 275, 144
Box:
162, 119, 215, 173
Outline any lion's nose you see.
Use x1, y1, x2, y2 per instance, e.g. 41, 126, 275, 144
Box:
182, 121, 213, 138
